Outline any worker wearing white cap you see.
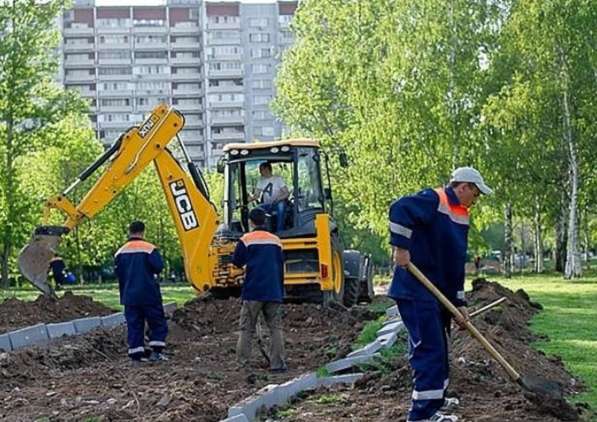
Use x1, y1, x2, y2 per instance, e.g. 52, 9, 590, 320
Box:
387, 167, 492, 422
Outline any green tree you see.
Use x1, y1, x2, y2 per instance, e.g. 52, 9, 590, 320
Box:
274, 0, 502, 255
0, 0, 87, 286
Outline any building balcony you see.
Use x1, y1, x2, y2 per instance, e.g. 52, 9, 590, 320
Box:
184, 119, 204, 128
207, 53, 242, 62
73, 89, 97, 98
98, 74, 132, 81
63, 27, 94, 36
98, 89, 135, 97
96, 26, 131, 34
206, 22, 241, 30
64, 59, 95, 67
172, 88, 203, 97
207, 68, 243, 79
134, 58, 169, 65
98, 120, 133, 129
175, 103, 202, 112
171, 41, 201, 50
97, 43, 131, 50
170, 56, 200, 65
136, 103, 164, 113
65, 74, 96, 83
64, 43, 95, 52
133, 26, 168, 35
136, 88, 171, 96
210, 115, 245, 126
134, 42, 169, 51
212, 132, 245, 141
206, 37, 241, 46
99, 105, 134, 113
207, 84, 243, 94
132, 73, 171, 81
98, 58, 132, 65
171, 72, 202, 81
208, 101, 244, 109
170, 25, 200, 35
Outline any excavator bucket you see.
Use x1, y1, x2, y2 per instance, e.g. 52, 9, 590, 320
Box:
18, 226, 69, 297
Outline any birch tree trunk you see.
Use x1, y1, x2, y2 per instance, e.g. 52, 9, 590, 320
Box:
533, 200, 544, 273
503, 203, 513, 278
559, 48, 582, 279
555, 188, 568, 272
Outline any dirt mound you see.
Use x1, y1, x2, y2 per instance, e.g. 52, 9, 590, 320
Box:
0, 291, 115, 334
173, 296, 366, 363
348, 279, 585, 421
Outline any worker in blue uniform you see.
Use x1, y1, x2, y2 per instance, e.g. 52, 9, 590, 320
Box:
232, 207, 287, 372
388, 167, 492, 422
115, 221, 168, 365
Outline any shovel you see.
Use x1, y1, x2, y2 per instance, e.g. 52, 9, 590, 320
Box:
407, 262, 564, 401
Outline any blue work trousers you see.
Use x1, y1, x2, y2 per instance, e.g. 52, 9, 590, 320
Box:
124, 304, 168, 358
396, 299, 451, 421
261, 201, 286, 232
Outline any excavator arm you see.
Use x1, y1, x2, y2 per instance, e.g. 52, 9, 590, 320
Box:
18, 104, 219, 296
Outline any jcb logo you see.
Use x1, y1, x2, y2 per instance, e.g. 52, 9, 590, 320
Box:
170, 180, 199, 231
139, 114, 159, 138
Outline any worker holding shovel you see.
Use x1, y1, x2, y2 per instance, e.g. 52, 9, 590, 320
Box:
388, 167, 492, 422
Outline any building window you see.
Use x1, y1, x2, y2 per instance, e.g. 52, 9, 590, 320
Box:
252, 64, 270, 74
96, 18, 131, 28
99, 51, 130, 60
249, 33, 270, 43
134, 51, 168, 60
99, 35, 128, 44
208, 16, 240, 24
99, 67, 132, 76
100, 98, 130, 107
135, 35, 167, 44
251, 48, 272, 59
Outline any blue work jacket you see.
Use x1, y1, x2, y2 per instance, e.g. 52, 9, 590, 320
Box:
232, 229, 284, 302
388, 186, 469, 307
114, 237, 164, 306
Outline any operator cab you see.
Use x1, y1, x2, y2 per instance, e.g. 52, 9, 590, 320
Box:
220, 139, 328, 239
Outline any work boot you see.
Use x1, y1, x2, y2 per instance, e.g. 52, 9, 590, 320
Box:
408, 412, 458, 422
149, 351, 169, 362
441, 397, 460, 411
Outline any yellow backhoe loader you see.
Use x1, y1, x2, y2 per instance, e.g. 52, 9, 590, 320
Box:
18, 104, 374, 305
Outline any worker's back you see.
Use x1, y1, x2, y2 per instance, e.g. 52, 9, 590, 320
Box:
233, 230, 284, 302
114, 238, 164, 305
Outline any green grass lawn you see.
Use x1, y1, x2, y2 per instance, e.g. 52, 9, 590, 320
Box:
0, 283, 198, 311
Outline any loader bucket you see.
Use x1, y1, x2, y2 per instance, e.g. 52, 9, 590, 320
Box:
18, 226, 69, 297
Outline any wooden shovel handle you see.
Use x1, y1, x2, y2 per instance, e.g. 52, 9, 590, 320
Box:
407, 263, 521, 382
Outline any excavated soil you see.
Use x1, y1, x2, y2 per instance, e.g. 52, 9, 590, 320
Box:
0, 295, 370, 421
266, 279, 588, 422
0, 291, 115, 334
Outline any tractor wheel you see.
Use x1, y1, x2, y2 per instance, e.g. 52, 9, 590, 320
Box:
342, 276, 360, 307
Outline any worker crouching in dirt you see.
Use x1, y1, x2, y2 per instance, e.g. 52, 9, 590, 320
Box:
115, 221, 168, 365
232, 207, 287, 372
388, 167, 492, 422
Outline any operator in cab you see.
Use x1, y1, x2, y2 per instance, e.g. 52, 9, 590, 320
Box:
250, 162, 289, 232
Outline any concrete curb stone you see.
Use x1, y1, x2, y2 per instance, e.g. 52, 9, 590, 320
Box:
72, 317, 101, 334
0, 334, 12, 352
9, 323, 49, 350
46, 322, 76, 339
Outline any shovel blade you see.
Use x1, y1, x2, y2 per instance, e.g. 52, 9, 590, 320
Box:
18, 226, 69, 296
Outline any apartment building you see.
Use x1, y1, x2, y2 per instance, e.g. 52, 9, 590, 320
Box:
60, 0, 297, 168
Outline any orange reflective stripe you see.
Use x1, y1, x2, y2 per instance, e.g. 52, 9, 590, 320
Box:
115, 240, 156, 256
434, 188, 469, 225
241, 230, 282, 247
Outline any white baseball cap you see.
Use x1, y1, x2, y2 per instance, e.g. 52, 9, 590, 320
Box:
450, 167, 493, 195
